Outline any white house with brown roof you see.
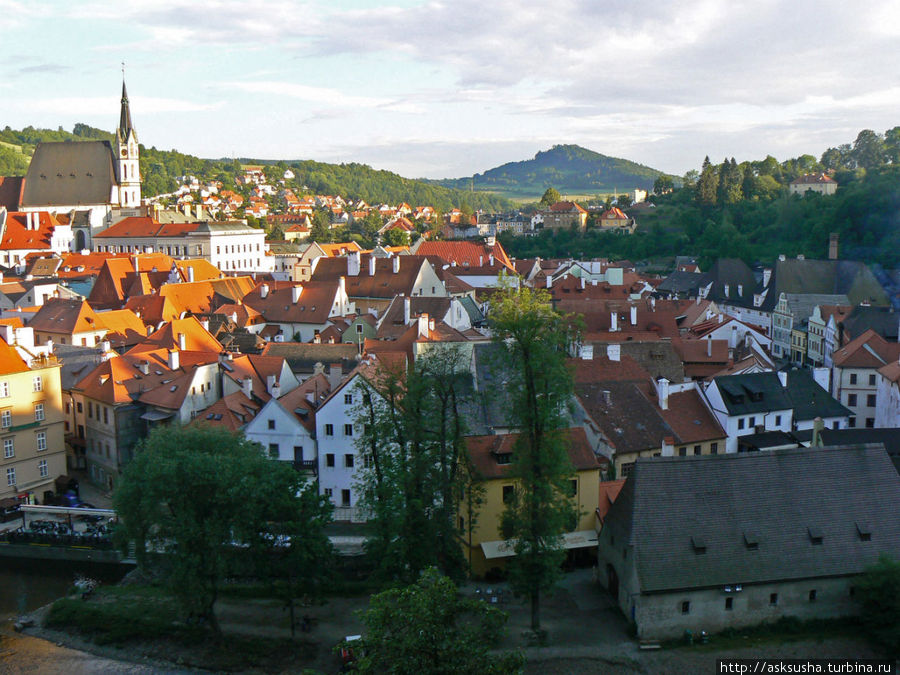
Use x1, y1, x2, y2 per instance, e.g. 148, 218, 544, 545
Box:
242, 279, 355, 343
789, 173, 837, 196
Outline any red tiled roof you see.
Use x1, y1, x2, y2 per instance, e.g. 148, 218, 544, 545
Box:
467, 428, 599, 480
28, 298, 102, 335
791, 173, 837, 185
0, 336, 29, 375
414, 240, 514, 272
1, 211, 61, 250
549, 201, 587, 214
833, 329, 900, 368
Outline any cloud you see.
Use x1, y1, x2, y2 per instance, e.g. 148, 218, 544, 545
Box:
17, 63, 71, 75
222, 80, 426, 113
16, 96, 223, 115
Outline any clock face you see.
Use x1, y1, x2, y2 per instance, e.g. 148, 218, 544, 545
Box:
121, 149, 127, 157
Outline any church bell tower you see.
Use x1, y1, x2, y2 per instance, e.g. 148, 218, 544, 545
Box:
115, 77, 141, 207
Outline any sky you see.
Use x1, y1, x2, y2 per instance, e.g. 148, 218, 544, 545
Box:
4, 1, 900, 180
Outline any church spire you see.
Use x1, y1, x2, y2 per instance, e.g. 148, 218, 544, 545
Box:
119, 76, 133, 137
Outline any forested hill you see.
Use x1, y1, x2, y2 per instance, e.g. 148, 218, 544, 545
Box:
434, 144, 673, 199
0, 124, 510, 212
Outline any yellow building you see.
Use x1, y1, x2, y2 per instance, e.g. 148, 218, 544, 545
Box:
0, 338, 66, 503
460, 428, 601, 578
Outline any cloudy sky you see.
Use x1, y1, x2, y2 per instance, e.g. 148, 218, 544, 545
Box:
4, 0, 900, 179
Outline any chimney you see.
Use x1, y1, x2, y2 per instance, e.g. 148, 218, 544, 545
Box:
812, 417, 825, 447
581, 344, 594, 360
178, 332, 186, 350
133, 255, 140, 273
187, 266, 195, 282
763, 269, 772, 287
777, 371, 787, 387
266, 374, 277, 395
338, 275, 346, 301
479, 255, 484, 267
260, 283, 269, 299
100, 340, 110, 353
418, 313, 430, 339
610, 311, 618, 332
730, 324, 737, 349
328, 363, 342, 389
657, 378, 670, 410
829, 233, 839, 260
392, 255, 400, 274
630, 305, 637, 326
706, 338, 712, 358
231, 311, 238, 324
243, 376, 253, 398
724, 284, 730, 297
778, 254, 786, 262
404, 296, 411, 324
347, 251, 361, 276
607, 344, 620, 362
168, 349, 180, 370
201, 319, 210, 332
369, 255, 377, 276
737, 283, 743, 296
580, 277, 585, 290
139, 360, 149, 375
489, 254, 494, 266
661, 436, 675, 457
546, 275, 552, 289
429, 317, 435, 332
650, 296, 656, 310
292, 286, 302, 304
271, 383, 281, 399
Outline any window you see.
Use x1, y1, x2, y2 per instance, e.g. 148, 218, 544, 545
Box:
268, 443, 279, 458
693, 445, 701, 455
344, 424, 353, 436
502, 485, 515, 504
725, 597, 733, 610
77, 402, 82, 413
33, 376, 42, 392
344, 394, 353, 405
866, 418, 875, 428
0, 381, 8, 397
344, 454, 354, 468
325, 424, 334, 436
678, 447, 686, 457
341, 489, 351, 506
1, 410, 10, 428
34, 403, 44, 422
748, 416, 755, 427
620, 462, 634, 477
3, 438, 12, 458
570, 479, 578, 497
88, 402, 93, 418
847, 394, 857, 406
710, 442, 718, 455
268, 419, 275, 430
849, 416, 856, 428
38, 459, 48, 478
770, 593, 778, 606
6, 467, 14, 486
37, 432, 46, 452
681, 601, 690, 615
809, 589, 817, 602
869, 374, 877, 386
324, 488, 333, 498
738, 418, 745, 430
850, 373, 857, 385
867, 394, 876, 408
326, 453, 335, 467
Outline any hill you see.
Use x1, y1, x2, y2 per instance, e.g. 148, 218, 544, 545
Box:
0, 125, 510, 212
434, 144, 673, 200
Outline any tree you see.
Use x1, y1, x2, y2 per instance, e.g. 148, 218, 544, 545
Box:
539, 187, 562, 206
852, 129, 887, 170
113, 425, 332, 638
653, 175, 674, 194
856, 555, 900, 655
383, 227, 410, 247
697, 156, 718, 206
352, 567, 524, 674
489, 285, 580, 632
354, 348, 473, 583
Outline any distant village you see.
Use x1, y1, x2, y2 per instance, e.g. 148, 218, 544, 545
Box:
1, 82, 900, 643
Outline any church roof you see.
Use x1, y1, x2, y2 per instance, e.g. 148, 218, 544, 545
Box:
21, 141, 117, 207
118, 81, 134, 138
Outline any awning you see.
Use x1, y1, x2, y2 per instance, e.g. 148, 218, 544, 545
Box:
480, 530, 599, 560
140, 410, 174, 421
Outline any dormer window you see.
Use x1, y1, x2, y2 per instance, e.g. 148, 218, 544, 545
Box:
493, 452, 512, 465
691, 536, 707, 554
743, 531, 759, 550
856, 522, 872, 541
808, 527, 823, 545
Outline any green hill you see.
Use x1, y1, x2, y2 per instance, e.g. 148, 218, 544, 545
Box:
0, 124, 510, 212
434, 144, 673, 200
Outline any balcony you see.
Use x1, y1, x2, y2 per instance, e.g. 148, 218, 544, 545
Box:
292, 460, 317, 474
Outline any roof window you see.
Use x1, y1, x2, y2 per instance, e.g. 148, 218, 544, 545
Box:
743, 531, 759, 550
691, 536, 707, 554
808, 527, 823, 545
856, 522, 872, 541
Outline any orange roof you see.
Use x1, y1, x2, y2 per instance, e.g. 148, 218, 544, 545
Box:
158, 276, 257, 316
126, 316, 223, 356
597, 479, 625, 521
415, 240, 514, 272
95, 309, 147, 346
601, 207, 628, 220
0, 336, 29, 375
319, 242, 363, 257
88, 254, 176, 308
94, 216, 206, 238
791, 173, 837, 185
833, 329, 900, 369
550, 201, 588, 214
124, 295, 181, 325
467, 428, 599, 480
193, 391, 261, 431
1, 211, 61, 250
28, 298, 102, 335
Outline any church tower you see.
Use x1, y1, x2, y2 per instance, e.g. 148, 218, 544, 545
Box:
115, 79, 141, 207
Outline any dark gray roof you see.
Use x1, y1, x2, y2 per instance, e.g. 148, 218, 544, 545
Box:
736, 430, 800, 451
54, 345, 106, 389
844, 305, 900, 342
712, 372, 792, 415
22, 141, 117, 207
458, 295, 484, 325
605, 445, 900, 593
774, 259, 889, 306
784, 370, 851, 421
783, 293, 850, 325
701, 259, 759, 307
469, 343, 516, 432
656, 270, 703, 296
261, 342, 360, 376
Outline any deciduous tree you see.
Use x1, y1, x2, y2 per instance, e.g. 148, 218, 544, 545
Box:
489, 285, 580, 632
